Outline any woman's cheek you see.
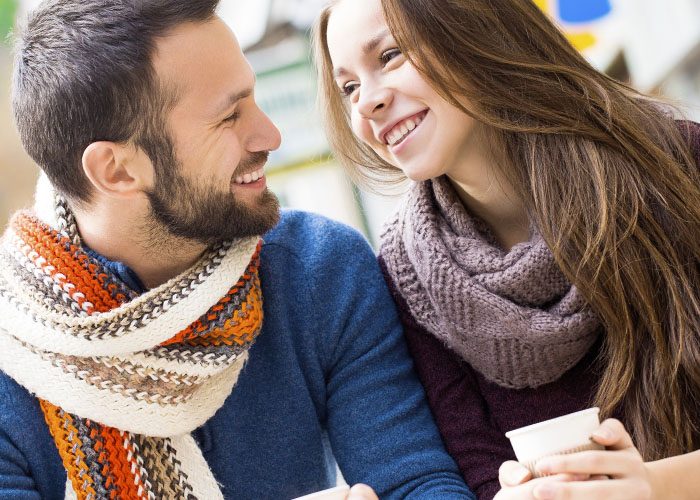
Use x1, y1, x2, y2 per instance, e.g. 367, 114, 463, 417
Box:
350, 113, 369, 144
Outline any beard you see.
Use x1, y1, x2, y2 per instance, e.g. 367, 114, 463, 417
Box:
145, 150, 280, 246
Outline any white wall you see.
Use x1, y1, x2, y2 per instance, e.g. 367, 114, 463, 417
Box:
614, 0, 700, 91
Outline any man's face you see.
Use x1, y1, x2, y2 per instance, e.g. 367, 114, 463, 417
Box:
146, 17, 282, 245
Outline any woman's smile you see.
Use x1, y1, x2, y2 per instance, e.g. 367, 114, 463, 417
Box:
382, 109, 428, 150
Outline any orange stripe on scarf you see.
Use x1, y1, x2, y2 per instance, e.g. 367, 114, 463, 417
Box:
40, 400, 99, 499
12, 217, 125, 313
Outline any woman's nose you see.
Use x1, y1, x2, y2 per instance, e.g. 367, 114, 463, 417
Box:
358, 86, 393, 119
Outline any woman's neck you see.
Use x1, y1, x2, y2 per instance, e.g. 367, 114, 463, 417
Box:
447, 151, 530, 251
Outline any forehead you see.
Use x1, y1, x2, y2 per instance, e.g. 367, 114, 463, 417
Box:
152, 17, 254, 112
326, 0, 386, 64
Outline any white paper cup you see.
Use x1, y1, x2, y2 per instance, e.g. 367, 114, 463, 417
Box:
292, 485, 350, 500
505, 407, 604, 477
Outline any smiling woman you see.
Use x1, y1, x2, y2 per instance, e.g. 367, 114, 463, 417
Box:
324, 1, 482, 184
313, 0, 700, 498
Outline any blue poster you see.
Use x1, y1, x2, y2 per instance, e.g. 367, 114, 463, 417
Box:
558, 0, 611, 24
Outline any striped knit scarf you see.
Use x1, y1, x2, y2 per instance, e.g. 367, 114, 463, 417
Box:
0, 191, 264, 499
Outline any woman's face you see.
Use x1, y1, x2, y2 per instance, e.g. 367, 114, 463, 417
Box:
325, 0, 480, 182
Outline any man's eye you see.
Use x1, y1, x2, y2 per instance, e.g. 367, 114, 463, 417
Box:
380, 48, 402, 65
341, 82, 359, 97
223, 111, 240, 123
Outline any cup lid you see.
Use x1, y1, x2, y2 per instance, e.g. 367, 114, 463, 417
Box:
505, 407, 600, 439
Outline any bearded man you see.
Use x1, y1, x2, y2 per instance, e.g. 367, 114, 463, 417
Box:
0, 1, 473, 499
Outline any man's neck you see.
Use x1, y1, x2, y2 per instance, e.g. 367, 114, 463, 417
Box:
73, 202, 207, 290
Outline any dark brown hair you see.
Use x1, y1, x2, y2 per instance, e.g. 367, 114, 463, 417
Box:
315, 0, 700, 460
12, 0, 220, 205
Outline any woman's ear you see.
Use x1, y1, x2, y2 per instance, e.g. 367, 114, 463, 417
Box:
81, 142, 152, 199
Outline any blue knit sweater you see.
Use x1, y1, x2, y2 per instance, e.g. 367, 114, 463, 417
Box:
0, 210, 473, 499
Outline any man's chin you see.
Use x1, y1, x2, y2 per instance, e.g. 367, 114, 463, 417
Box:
255, 190, 281, 233
225, 188, 281, 237
147, 185, 281, 245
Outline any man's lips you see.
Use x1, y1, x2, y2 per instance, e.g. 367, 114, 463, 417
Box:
232, 166, 265, 186
232, 151, 270, 186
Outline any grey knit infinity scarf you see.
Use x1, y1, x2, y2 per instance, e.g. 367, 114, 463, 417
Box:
380, 176, 600, 389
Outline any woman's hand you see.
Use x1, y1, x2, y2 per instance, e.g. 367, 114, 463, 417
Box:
496, 419, 660, 499
494, 460, 589, 500
529, 419, 654, 499
347, 483, 378, 499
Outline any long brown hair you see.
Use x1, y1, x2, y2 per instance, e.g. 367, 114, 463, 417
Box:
314, 0, 700, 460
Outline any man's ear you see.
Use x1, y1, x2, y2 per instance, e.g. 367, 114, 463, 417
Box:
81, 142, 152, 199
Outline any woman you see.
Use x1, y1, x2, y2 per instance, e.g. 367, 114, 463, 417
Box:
313, 0, 700, 498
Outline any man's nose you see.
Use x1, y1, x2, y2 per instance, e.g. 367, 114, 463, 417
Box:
248, 109, 282, 153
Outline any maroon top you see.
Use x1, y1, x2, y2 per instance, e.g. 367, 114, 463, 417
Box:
379, 121, 700, 500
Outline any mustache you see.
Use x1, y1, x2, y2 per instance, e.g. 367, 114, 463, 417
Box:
236, 151, 270, 175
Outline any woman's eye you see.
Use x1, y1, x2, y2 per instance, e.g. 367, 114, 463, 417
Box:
380, 48, 402, 65
341, 82, 359, 97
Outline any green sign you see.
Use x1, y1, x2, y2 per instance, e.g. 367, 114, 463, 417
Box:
0, 0, 17, 42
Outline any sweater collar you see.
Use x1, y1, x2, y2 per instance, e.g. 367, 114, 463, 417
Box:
84, 245, 147, 294
380, 176, 601, 389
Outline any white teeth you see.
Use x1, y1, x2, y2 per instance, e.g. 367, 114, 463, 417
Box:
234, 168, 265, 185
385, 113, 425, 146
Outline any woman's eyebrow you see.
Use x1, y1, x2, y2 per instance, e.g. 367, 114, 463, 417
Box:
332, 29, 391, 79
362, 29, 390, 55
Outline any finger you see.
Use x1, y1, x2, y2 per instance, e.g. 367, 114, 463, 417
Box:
499, 460, 532, 487
494, 481, 537, 500
536, 450, 639, 477
532, 478, 651, 500
347, 484, 378, 500
590, 419, 634, 450
495, 475, 586, 500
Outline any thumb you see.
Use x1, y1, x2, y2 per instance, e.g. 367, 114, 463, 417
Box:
347, 483, 378, 500
591, 418, 635, 450
499, 460, 532, 487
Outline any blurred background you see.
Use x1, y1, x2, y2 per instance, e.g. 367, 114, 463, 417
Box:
1, 0, 700, 247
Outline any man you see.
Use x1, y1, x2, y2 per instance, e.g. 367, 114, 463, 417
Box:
0, 1, 474, 499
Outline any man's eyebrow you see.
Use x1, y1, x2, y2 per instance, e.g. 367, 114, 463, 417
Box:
215, 87, 253, 117
332, 29, 391, 79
